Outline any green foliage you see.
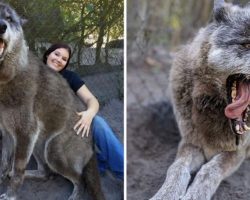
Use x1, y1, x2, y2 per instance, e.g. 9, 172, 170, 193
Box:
7, 0, 64, 50
4, 0, 124, 64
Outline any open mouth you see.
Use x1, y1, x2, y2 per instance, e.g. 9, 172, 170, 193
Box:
0, 38, 6, 58
225, 74, 250, 135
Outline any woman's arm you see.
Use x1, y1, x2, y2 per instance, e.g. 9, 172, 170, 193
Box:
77, 84, 99, 115
74, 85, 99, 137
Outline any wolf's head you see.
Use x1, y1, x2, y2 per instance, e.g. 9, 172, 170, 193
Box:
202, 1, 250, 135
0, 3, 26, 62
208, 1, 250, 72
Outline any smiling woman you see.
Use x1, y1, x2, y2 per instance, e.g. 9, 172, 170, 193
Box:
43, 43, 124, 180
46, 48, 69, 71
43, 43, 72, 72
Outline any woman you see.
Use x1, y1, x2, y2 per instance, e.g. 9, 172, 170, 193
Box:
43, 43, 123, 180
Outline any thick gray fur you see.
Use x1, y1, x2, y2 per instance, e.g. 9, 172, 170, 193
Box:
0, 3, 105, 200
150, 1, 250, 200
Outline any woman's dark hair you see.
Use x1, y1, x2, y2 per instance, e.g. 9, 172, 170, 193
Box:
43, 43, 72, 69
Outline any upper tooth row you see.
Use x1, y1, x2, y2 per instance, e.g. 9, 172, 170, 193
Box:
231, 81, 237, 102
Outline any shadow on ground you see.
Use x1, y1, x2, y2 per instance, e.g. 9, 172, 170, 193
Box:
0, 164, 122, 200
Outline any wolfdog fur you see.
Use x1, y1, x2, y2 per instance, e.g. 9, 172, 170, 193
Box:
0, 3, 105, 200
150, 1, 250, 200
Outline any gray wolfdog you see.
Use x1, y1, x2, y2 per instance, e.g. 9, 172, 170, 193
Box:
150, 0, 250, 200
0, 3, 105, 200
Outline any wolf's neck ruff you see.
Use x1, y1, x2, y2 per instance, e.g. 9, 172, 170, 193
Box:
0, 37, 28, 84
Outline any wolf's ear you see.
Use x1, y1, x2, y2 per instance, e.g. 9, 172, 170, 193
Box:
20, 18, 27, 26
213, 0, 228, 23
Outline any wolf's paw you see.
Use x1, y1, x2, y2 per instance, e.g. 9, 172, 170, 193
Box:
0, 193, 15, 200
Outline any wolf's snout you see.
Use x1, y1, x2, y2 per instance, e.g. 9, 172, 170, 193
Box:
0, 21, 7, 34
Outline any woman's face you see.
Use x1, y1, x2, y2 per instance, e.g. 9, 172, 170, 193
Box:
46, 48, 69, 72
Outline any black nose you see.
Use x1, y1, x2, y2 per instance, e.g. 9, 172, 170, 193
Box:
0, 21, 7, 34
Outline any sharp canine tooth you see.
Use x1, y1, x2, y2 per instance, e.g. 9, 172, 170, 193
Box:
236, 124, 240, 131
233, 81, 236, 87
231, 89, 236, 99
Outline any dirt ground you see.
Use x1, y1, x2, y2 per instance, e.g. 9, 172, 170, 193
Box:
127, 47, 250, 200
0, 99, 123, 200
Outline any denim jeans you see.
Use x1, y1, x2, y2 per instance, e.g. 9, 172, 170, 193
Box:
92, 115, 124, 180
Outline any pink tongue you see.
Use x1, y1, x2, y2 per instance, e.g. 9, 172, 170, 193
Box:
225, 83, 250, 119
0, 40, 4, 48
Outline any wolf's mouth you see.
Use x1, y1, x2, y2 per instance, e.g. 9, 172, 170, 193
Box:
225, 74, 250, 135
0, 38, 6, 58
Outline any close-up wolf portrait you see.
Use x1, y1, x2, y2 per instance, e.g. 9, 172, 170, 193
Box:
0, 1, 124, 200
128, 0, 250, 200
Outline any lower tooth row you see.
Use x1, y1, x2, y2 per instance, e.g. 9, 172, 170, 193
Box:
244, 123, 250, 131
235, 122, 250, 133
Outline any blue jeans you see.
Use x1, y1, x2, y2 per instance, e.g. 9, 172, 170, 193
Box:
92, 115, 124, 180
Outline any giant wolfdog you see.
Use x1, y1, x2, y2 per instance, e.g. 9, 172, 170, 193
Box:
150, 0, 250, 200
0, 3, 105, 200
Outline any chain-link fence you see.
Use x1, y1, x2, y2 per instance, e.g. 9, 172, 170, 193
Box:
5, 0, 124, 105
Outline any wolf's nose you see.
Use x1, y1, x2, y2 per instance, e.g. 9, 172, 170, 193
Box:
0, 22, 7, 34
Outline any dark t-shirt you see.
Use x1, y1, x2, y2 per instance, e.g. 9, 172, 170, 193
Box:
59, 69, 85, 93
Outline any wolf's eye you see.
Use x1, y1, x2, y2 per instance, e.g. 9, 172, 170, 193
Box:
242, 43, 250, 49
5, 16, 12, 23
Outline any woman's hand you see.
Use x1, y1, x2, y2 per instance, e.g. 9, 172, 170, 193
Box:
74, 85, 99, 138
74, 111, 95, 138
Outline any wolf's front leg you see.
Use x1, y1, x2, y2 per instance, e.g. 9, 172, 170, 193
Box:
182, 151, 245, 200
0, 123, 38, 200
0, 130, 14, 183
150, 143, 205, 200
